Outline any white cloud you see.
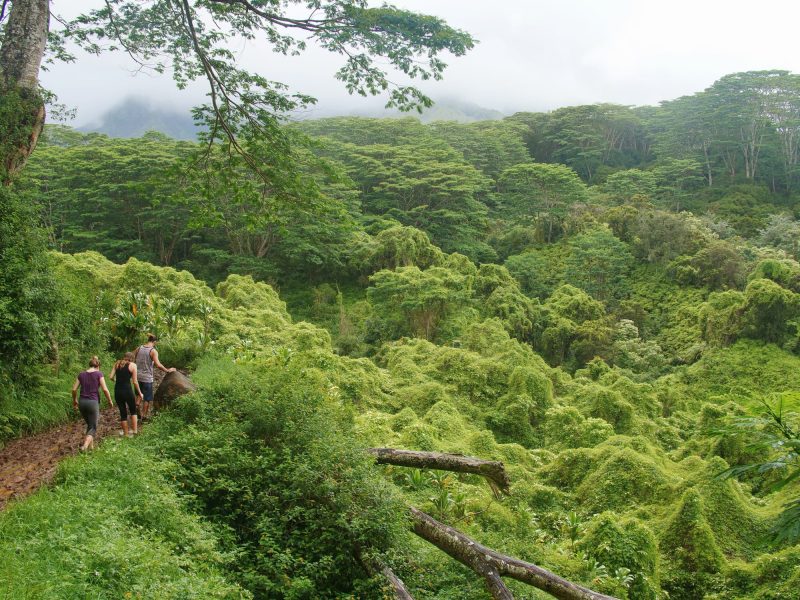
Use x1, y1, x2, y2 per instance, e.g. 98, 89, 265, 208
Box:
40, 0, 800, 124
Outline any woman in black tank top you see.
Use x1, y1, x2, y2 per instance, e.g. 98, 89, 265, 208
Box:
110, 352, 143, 437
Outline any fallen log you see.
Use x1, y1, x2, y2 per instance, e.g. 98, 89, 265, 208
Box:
360, 555, 415, 600
410, 507, 617, 600
367, 448, 511, 495
379, 563, 415, 600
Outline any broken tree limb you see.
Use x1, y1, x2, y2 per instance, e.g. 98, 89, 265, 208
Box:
476, 562, 515, 600
409, 507, 618, 600
367, 448, 511, 495
359, 554, 414, 600
379, 564, 415, 600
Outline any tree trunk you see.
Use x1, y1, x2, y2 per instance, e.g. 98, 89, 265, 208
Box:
0, 0, 49, 181
367, 448, 511, 495
379, 564, 415, 600
410, 507, 617, 600
0, 0, 49, 90
361, 556, 415, 600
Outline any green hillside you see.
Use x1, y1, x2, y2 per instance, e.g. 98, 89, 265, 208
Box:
2, 70, 800, 598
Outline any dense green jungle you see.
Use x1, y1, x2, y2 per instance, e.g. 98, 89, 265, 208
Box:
2, 70, 800, 599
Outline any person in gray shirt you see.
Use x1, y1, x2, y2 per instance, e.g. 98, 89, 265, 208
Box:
134, 334, 175, 421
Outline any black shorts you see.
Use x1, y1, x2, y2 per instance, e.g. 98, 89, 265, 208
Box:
139, 381, 153, 403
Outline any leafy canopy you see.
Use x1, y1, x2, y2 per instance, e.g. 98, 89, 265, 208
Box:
59, 1, 475, 176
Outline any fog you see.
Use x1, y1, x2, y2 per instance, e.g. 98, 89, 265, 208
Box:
40, 0, 800, 125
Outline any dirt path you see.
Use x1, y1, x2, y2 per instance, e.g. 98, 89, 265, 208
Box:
0, 406, 126, 510
0, 371, 166, 511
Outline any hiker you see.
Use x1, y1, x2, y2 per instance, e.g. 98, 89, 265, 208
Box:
71, 356, 113, 452
134, 334, 175, 421
109, 351, 143, 437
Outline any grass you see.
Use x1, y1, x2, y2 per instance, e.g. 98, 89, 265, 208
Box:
0, 433, 246, 599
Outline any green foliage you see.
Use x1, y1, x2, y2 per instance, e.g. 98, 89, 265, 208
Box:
577, 445, 676, 512
367, 265, 472, 341
428, 120, 530, 178
577, 513, 660, 599
671, 239, 748, 291
156, 357, 406, 598
757, 214, 800, 260
610, 320, 668, 377
717, 397, 800, 545
317, 138, 494, 260
630, 209, 713, 265
356, 225, 444, 272
488, 366, 553, 446
510, 104, 650, 181
0, 439, 245, 598
660, 489, 726, 599
498, 162, 589, 242
740, 278, 800, 344
563, 227, 634, 301
0, 185, 61, 399
11, 64, 800, 600
750, 258, 800, 293
603, 169, 657, 204
543, 405, 614, 449
504, 247, 564, 299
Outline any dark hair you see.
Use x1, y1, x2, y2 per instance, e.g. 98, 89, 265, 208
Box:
147, 333, 158, 342
89, 356, 100, 368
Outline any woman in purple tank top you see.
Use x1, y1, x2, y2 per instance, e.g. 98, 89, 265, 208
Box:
71, 356, 113, 451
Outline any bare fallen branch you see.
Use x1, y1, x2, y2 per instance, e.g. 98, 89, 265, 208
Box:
360, 555, 415, 600
410, 507, 618, 600
367, 448, 511, 495
379, 564, 415, 600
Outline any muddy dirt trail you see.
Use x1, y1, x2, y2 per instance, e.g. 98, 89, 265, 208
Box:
0, 371, 166, 511
0, 406, 127, 510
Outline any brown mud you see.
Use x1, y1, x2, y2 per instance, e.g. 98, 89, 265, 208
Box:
0, 370, 165, 511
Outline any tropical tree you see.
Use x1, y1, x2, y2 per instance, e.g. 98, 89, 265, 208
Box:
563, 227, 634, 301
498, 162, 588, 242
0, 0, 475, 182
757, 214, 800, 260
428, 120, 531, 179
603, 169, 657, 204
323, 140, 494, 260
367, 265, 472, 341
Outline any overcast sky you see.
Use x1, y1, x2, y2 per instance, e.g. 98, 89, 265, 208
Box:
41, 0, 800, 126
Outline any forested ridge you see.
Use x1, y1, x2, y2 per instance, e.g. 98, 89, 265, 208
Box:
1, 69, 800, 599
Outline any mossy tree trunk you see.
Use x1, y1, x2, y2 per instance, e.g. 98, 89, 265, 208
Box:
0, 0, 49, 183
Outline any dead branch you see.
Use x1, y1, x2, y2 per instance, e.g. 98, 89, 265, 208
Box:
360, 555, 414, 600
367, 448, 511, 495
409, 507, 617, 600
